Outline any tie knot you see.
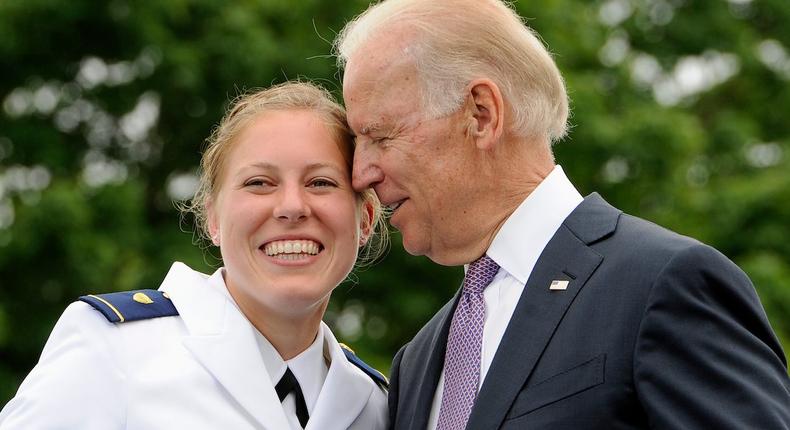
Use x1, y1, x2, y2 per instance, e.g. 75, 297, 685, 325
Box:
462, 254, 499, 295
275, 368, 299, 402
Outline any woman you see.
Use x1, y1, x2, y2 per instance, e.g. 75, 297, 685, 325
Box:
0, 82, 389, 430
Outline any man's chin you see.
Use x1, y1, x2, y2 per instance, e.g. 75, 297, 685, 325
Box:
399, 230, 428, 258
401, 233, 457, 266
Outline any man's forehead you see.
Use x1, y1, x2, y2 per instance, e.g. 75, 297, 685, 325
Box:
343, 29, 418, 90
345, 55, 412, 94
344, 61, 419, 132
342, 27, 423, 132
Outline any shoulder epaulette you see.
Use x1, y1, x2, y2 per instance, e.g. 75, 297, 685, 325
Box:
339, 343, 389, 390
79, 289, 178, 323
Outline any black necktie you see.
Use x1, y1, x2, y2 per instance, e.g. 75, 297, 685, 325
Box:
275, 367, 309, 428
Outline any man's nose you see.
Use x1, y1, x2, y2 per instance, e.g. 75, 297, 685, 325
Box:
273, 185, 311, 222
352, 144, 384, 192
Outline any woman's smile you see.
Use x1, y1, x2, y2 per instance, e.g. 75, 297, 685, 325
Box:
261, 238, 323, 265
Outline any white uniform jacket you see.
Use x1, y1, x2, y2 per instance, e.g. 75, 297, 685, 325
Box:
0, 262, 388, 430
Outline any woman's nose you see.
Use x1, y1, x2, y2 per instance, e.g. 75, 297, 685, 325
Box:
272, 185, 311, 222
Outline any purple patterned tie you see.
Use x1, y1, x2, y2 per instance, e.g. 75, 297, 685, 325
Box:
436, 254, 500, 430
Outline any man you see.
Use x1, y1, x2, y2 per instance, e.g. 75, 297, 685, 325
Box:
336, 0, 790, 429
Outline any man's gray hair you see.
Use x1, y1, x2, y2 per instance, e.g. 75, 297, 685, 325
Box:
334, 0, 569, 142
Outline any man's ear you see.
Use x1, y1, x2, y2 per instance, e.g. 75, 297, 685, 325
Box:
465, 78, 505, 150
207, 199, 220, 247
358, 199, 375, 247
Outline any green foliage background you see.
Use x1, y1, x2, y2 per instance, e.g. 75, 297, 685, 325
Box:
1, 0, 788, 404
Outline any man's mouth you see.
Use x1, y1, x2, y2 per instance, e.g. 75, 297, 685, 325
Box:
262, 239, 323, 260
387, 199, 406, 212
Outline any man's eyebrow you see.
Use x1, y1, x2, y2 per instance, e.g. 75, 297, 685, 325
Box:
358, 122, 381, 136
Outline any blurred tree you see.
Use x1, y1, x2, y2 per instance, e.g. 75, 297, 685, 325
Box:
1, 0, 788, 405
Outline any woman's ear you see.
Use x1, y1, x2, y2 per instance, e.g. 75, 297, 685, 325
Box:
465, 78, 505, 150
207, 200, 220, 247
358, 199, 375, 247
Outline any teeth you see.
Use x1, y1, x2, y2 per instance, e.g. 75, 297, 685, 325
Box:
264, 240, 320, 257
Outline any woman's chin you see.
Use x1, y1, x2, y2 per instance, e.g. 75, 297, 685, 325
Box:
266, 289, 333, 318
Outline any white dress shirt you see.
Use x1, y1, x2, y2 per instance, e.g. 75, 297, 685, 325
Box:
427, 165, 583, 429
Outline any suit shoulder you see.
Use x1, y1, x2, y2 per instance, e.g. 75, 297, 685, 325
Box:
655, 241, 747, 285
604, 212, 708, 262
618, 213, 699, 246
78, 289, 178, 324
339, 343, 389, 390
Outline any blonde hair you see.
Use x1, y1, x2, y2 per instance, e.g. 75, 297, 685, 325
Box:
180, 81, 388, 264
334, 0, 569, 142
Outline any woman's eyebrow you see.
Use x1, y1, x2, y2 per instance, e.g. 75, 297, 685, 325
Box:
234, 162, 277, 176
304, 162, 346, 174
236, 162, 345, 174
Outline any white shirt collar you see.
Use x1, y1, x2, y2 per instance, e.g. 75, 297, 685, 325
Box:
284, 328, 327, 413
486, 165, 584, 284
208, 267, 328, 414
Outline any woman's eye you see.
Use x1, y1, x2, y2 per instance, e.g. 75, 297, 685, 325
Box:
309, 178, 336, 188
244, 178, 272, 187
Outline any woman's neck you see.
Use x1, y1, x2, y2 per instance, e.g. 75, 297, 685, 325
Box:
252, 307, 326, 360
226, 281, 330, 360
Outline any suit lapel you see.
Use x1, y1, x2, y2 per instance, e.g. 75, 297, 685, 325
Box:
161, 264, 291, 430
308, 323, 373, 430
402, 293, 460, 430
466, 193, 619, 429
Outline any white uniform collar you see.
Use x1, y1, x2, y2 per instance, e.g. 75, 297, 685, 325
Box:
309, 322, 376, 429
486, 165, 583, 284
208, 268, 328, 414
159, 263, 379, 430
162, 264, 292, 429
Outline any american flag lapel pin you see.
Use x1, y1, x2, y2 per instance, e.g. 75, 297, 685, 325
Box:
549, 280, 569, 291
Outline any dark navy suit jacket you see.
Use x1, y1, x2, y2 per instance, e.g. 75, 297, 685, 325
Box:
388, 193, 790, 429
